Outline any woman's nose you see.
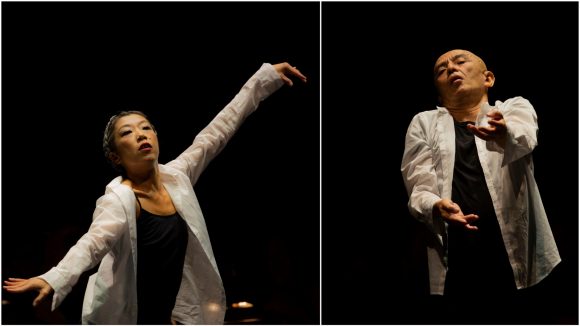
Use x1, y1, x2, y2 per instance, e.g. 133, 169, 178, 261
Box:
136, 132, 147, 141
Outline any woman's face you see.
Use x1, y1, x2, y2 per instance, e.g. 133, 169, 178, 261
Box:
111, 114, 159, 173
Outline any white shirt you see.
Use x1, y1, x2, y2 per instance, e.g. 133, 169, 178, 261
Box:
39, 63, 284, 324
401, 96, 561, 295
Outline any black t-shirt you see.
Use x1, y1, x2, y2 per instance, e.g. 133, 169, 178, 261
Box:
446, 121, 515, 296
136, 207, 189, 324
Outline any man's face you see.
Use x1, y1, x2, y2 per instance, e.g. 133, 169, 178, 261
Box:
433, 50, 490, 105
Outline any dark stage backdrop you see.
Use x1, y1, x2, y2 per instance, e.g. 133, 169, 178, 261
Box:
2, 2, 320, 324
322, 2, 578, 325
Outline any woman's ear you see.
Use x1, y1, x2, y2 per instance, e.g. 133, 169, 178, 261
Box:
484, 70, 495, 88
108, 152, 121, 166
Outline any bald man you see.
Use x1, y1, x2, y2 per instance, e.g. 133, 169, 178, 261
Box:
401, 49, 560, 322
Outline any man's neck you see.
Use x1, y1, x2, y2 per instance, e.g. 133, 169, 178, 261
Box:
443, 95, 488, 122
446, 105, 481, 122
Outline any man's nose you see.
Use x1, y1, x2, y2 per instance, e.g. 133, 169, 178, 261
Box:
446, 61, 458, 75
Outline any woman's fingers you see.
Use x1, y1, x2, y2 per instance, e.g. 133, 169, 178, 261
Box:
280, 74, 294, 87
4, 279, 32, 292
32, 289, 51, 307
289, 66, 307, 82
273, 62, 308, 86
4, 278, 53, 307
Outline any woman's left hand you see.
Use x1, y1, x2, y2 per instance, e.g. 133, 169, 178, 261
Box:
273, 62, 307, 86
3, 277, 54, 307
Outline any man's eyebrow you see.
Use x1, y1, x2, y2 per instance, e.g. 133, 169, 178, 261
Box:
434, 53, 470, 72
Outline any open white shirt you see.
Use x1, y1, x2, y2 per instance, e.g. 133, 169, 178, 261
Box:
401, 96, 561, 295
39, 63, 284, 324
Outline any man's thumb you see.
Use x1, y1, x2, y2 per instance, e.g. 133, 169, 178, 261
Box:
447, 201, 460, 213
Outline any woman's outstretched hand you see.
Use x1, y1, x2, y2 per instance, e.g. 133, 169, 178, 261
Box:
4, 277, 54, 307
273, 62, 307, 86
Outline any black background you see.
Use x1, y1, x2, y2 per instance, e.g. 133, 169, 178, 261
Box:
322, 2, 578, 325
2, 2, 319, 324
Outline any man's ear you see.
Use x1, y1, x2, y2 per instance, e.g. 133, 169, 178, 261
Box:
108, 152, 121, 165
484, 70, 495, 88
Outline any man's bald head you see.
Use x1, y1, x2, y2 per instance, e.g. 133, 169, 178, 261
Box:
433, 49, 495, 109
434, 49, 487, 77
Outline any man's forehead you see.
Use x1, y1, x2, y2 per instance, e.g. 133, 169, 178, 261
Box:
436, 50, 473, 65
434, 49, 487, 71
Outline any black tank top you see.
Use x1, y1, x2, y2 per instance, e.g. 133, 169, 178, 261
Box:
136, 196, 189, 324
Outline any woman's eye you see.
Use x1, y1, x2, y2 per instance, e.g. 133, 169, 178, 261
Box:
143, 126, 151, 130
121, 130, 131, 136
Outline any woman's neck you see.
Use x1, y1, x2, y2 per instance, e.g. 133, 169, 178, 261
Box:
124, 165, 163, 195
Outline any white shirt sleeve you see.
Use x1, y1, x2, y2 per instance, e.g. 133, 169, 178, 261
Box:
401, 114, 442, 229
38, 193, 128, 311
166, 63, 284, 186
487, 97, 539, 166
